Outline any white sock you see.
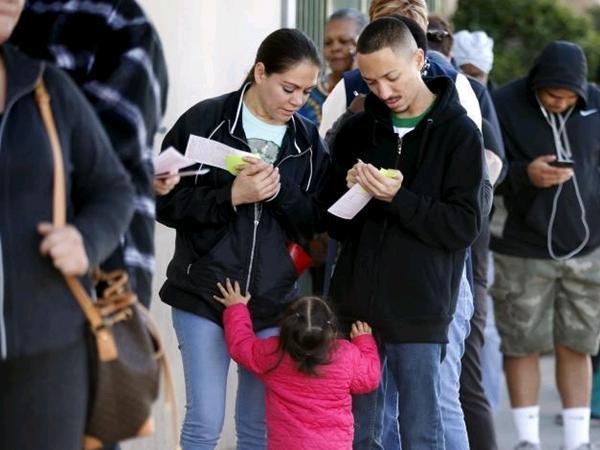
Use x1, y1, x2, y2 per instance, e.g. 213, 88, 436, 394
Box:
512, 405, 540, 444
563, 407, 590, 450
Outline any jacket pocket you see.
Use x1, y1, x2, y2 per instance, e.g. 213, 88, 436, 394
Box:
250, 221, 299, 319
376, 232, 457, 320
188, 229, 246, 299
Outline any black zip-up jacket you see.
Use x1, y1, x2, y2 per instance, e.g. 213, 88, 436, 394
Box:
324, 76, 483, 343
0, 45, 134, 360
491, 41, 600, 258
157, 85, 330, 330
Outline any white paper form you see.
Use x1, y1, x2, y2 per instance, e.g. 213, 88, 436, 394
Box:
154, 147, 195, 175
185, 134, 253, 171
327, 184, 373, 220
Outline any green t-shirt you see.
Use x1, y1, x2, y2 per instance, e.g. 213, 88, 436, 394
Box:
391, 102, 434, 137
390, 101, 435, 183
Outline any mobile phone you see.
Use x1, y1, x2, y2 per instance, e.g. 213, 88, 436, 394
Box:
549, 160, 574, 168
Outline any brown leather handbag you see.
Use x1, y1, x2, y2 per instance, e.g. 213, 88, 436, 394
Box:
34, 77, 178, 449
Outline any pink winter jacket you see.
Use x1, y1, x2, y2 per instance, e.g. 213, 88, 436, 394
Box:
223, 304, 381, 450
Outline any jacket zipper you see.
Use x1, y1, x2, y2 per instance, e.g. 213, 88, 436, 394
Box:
245, 203, 262, 293
225, 120, 259, 294
367, 135, 404, 321
1, 99, 21, 360
225, 120, 310, 295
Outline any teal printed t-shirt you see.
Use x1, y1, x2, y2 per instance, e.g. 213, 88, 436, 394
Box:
242, 102, 287, 164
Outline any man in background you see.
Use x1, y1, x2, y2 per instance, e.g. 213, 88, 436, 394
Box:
491, 41, 600, 450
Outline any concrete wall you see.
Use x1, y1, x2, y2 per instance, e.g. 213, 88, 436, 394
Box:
123, 2, 282, 449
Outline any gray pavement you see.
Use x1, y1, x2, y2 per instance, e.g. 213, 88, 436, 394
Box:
123, 225, 600, 450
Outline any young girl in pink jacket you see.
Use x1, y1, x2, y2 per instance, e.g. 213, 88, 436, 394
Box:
215, 279, 381, 449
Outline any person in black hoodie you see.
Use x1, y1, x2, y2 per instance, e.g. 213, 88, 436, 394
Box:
491, 41, 600, 450
324, 18, 483, 449
156, 29, 329, 449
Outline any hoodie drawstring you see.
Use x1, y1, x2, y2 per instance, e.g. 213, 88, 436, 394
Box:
537, 98, 590, 261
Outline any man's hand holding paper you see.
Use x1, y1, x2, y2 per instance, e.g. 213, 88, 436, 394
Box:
328, 164, 404, 220
355, 163, 403, 203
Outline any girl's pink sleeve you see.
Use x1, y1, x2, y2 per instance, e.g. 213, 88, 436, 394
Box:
223, 304, 274, 375
349, 335, 382, 395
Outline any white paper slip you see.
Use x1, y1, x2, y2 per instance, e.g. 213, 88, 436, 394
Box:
154, 147, 195, 175
185, 134, 258, 173
328, 184, 373, 220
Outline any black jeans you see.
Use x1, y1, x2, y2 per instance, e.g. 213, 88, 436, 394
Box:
0, 339, 88, 450
459, 222, 499, 450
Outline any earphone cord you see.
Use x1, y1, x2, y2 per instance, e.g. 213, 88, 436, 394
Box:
537, 98, 590, 261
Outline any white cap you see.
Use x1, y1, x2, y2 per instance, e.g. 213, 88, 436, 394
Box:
452, 30, 494, 74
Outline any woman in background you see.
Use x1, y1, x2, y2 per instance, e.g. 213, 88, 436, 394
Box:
298, 8, 367, 127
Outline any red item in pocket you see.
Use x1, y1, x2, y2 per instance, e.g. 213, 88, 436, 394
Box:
287, 242, 313, 276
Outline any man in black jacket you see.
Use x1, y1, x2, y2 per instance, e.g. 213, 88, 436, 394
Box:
325, 18, 483, 449
491, 41, 600, 450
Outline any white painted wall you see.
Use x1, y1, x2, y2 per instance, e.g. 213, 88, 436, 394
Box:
123, 2, 283, 449
141, 0, 283, 130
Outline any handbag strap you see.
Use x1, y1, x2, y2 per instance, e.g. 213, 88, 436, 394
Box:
34, 78, 117, 361
36, 78, 180, 448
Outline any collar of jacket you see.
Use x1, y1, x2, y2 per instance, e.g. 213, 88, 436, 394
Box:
363, 75, 466, 131
1, 44, 44, 107
221, 82, 313, 154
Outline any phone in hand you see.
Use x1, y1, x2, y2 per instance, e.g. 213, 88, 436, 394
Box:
549, 160, 574, 169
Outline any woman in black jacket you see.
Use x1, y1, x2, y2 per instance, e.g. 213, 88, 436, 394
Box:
157, 29, 329, 449
0, 1, 135, 449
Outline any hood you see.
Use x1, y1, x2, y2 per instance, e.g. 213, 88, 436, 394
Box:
528, 41, 588, 105
364, 75, 466, 128
1, 44, 44, 107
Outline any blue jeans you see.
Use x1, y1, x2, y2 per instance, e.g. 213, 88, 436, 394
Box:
172, 308, 278, 450
353, 342, 445, 450
381, 269, 473, 450
440, 271, 473, 450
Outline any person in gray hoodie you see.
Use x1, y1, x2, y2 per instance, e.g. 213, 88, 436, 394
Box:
491, 41, 600, 450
